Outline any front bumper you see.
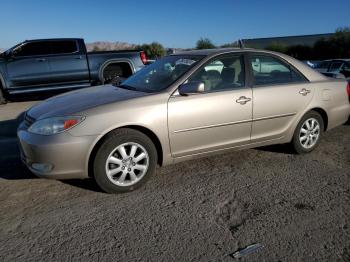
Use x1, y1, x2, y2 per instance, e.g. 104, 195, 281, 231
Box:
17, 122, 97, 179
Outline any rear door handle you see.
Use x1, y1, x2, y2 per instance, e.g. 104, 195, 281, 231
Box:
36, 58, 46, 62
299, 88, 311, 96
236, 96, 251, 105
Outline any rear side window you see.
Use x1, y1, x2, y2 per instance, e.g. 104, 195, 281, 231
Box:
329, 62, 343, 71
51, 41, 78, 54
250, 55, 306, 86
13, 42, 51, 56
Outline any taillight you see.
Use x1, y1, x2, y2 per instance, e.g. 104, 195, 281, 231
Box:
347, 82, 350, 97
140, 51, 147, 65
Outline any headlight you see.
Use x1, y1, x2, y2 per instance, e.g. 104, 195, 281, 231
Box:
28, 116, 84, 135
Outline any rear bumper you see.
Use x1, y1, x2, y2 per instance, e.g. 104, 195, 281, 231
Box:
17, 123, 97, 179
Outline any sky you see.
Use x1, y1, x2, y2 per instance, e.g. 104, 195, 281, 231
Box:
0, 0, 349, 49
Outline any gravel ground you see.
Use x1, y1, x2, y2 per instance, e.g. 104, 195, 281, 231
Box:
0, 102, 349, 261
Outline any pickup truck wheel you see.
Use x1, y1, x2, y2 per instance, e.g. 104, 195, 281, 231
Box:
110, 76, 127, 86
93, 128, 157, 193
0, 86, 7, 104
102, 63, 132, 85
291, 111, 324, 154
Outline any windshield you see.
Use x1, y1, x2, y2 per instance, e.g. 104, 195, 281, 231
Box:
119, 55, 204, 92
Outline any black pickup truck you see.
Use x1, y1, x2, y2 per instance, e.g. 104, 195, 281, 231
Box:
0, 38, 148, 103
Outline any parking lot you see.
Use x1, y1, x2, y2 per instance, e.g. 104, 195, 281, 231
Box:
0, 100, 349, 261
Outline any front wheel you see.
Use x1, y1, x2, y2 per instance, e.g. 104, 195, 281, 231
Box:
93, 128, 157, 193
291, 111, 324, 154
0, 87, 7, 104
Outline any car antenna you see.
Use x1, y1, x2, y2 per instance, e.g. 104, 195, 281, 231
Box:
238, 39, 245, 49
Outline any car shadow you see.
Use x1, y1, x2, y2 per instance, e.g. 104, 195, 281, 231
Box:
0, 111, 25, 136
61, 179, 103, 193
255, 143, 295, 154
0, 161, 36, 180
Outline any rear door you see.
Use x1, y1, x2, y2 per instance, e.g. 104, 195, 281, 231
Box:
6, 41, 51, 88
168, 53, 253, 157
47, 40, 90, 85
248, 53, 313, 142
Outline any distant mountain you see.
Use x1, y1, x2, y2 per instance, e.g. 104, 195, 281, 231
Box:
0, 48, 4, 53
86, 41, 137, 51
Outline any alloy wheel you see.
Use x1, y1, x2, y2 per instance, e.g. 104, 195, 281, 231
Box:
299, 118, 320, 149
105, 142, 149, 187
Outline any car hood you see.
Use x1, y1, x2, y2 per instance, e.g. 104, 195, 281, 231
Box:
27, 85, 148, 119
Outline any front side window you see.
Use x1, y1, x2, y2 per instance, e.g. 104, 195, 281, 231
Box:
120, 55, 204, 92
51, 41, 78, 54
13, 41, 51, 57
188, 54, 245, 92
250, 55, 305, 86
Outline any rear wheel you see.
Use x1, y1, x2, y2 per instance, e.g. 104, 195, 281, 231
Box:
93, 128, 157, 193
102, 63, 132, 85
291, 111, 324, 154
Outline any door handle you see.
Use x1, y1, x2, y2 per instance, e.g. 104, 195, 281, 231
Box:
236, 96, 251, 105
299, 88, 311, 96
75, 56, 83, 60
36, 58, 46, 62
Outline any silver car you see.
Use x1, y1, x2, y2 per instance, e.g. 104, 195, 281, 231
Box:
18, 48, 350, 193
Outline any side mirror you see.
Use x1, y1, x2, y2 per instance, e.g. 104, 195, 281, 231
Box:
178, 81, 205, 95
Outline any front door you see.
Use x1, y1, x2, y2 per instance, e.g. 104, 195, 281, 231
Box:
7, 41, 51, 88
168, 53, 253, 158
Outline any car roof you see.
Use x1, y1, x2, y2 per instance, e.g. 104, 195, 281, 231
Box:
24, 38, 83, 42
172, 47, 254, 56
320, 59, 350, 62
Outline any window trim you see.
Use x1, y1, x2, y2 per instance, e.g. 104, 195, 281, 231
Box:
12, 40, 80, 58
182, 52, 248, 94
13, 41, 52, 58
49, 40, 79, 56
246, 52, 309, 88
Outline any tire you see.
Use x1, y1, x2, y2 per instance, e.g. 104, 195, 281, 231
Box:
93, 128, 157, 193
291, 111, 324, 154
103, 64, 123, 84
0, 86, 7, 105
110, 76, 127, 86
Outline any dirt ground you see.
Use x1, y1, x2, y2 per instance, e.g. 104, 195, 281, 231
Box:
0, 101, 349, 261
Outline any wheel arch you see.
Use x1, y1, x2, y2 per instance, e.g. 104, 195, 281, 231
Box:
98, 59, 135, 84
88, 125, 164, 178
309, 107, 328, 131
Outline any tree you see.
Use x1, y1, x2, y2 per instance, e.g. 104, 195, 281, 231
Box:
220, 41, 239, 48
196, 38, 216, 49
135, 42, 165, 59
91, 46, 102, 52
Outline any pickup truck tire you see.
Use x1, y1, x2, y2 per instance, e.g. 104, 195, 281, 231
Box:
102, 63, 132, 85
0, 84, 7, 104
